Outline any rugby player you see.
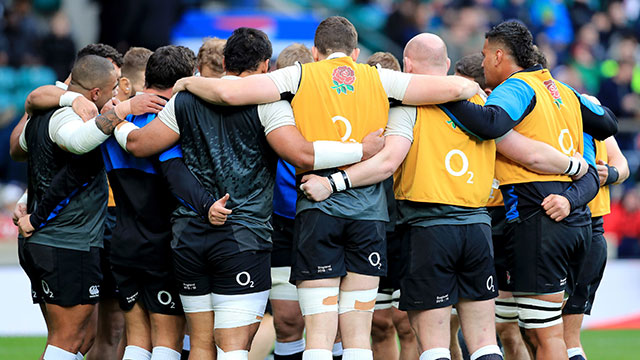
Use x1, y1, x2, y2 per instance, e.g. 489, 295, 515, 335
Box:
269, 43, 314, 360
365, 51, 418, 360
15, 55, 161, 360
197, 37, 226, 78
101, 45, 199, 360
112, 27, 384, 360
561, 135, 629, 360
435, 21, 618, 359
169, 16, 478, 360
116, 47, 153, 101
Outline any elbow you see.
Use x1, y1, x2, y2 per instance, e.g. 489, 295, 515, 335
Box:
379, 158, 399, 180
289, 153, 314, 171
9, 147, 27, 162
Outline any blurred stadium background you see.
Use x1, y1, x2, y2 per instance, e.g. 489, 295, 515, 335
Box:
0, 0, 639, 358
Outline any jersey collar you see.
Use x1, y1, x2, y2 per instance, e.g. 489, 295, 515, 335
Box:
328, 52, 349, 60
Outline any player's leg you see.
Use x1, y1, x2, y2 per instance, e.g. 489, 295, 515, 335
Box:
271, 267, 306, 360
249, 311, 276, 360
495, 292, 530, 360
86, 298, 125, 360
185, 310, 216, 359
449, 312, 463, 360
149, 312, 185, 359
391, 302, 418, 360
46, 303, 97, 358
371, 306, 399, 360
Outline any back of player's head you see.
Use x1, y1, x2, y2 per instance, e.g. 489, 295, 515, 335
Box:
71, 54, 116, 89
366, 52, 401, 71
314, 16, 358, 56
403, 33, 449, 74
145, 45, 196, 90
485, 20, 536, 69
454, 53, 486, 89
223, 27, 272, 74
197, 37, 226, 77
276, 43, 313, 69
122, 47, 152, 82
77, 43, 124, 68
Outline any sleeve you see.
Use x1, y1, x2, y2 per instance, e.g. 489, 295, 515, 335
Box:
438, 78, 536, 140
157, 95, 180, 135
19, 119, 28, 152
559, 165, 600, 211
384, 106, 416, 142
50, 108, 110, 154
266, 63, 302, 98
29, 150, 104, 230
257, 100, 297, 135
158, 145, 216, 220
572, 90, 618, 140
582, 132, 597, 168
377, 68, 412, 101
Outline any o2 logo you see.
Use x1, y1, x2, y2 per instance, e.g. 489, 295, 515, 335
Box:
445, 149, 474, 184
332, 116, 358, 143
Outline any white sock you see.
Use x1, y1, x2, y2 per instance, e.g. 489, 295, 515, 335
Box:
342, 348, 373, 360
274, 339, 306, 355
332, 342, 343, 356
183, 335, 190, 351
43, 345, 77, 360
151, 346, 181, 360
419, 348, 451, 360
303, 349, 333, 360
567, 347, 584, 358
216, 348, 249, 360
76, 352, 84, 360
470, 345, 503, 360
123, 345, 152, 360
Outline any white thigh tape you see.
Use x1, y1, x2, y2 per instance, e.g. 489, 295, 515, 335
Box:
495, 297, 519, 323
298, 287, 339, 316
180, 293, 214, 313
212, 290, 269, 329
338, 288, 378, 314
391, 289, 400, 309
270, 267, 298, 301
515, 297, 563, 329
374, 291, 393, 311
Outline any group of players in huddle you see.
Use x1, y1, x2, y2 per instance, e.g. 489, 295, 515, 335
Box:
8, 14, 629, 360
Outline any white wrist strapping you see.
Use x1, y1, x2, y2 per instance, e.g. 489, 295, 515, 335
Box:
564, 156, 581, 176
17, 190, 28, 205
331, 172, 347, 192
114, 122, 139, 152
59, 91, 83, 107
313, 141, 363, 170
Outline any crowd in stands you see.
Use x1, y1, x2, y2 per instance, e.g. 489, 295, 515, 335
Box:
1, 0, 640, 257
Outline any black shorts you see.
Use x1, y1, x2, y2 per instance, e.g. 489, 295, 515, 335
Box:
172, 221, 271, 296
564, 217, 607, 315
19, 241, 102, 306
290, 209, 387, 282
111, 264, 183, 315
504, 211, 591, 295
271, 214, 294, 268
399, 223, 497, 311
100, 206, 119, 299
379, 230, 403, 291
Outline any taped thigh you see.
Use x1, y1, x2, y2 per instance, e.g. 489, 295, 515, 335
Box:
338, 288, 378, 314
515, 297, 563, 329
180, 293, 214, 313
297, 287, 339, 316
212, 290, 269, 329
495, 297, 518, 323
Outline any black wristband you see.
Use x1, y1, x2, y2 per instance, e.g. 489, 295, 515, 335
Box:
327, 176, 338, 193
604, 164, 619, 186
340, 170, 351, 189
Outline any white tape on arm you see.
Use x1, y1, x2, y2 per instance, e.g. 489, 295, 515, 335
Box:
313, 141, 363, 170
59, 91, 83, 107
17, 190, 28, 205
114, 121, 139, 152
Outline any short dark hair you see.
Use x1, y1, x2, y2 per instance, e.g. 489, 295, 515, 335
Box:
454, 53, 486, 89
223, 28, 272, 74
122, 47, 153, 82
276, 43, 313, 69
314, 16, 358, 56
71, 54, 115, 89
485, 20, 536, 69
77, 43, 124, 68
366, 52, 401, 71
145, 45, 196, 90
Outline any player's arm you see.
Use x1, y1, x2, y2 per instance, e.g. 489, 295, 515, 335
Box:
570, 91, 618, 140
9, 113, 28, 161
173, 74, 281, 105
598, 136, 629, 186
438, 78, 537, 140
496, 131, 588, 178
25, 85, 99, 120
261, 101, 384, 171
157, 145, 217, 221
402, 73, 479, 105
300, 107, 414, 201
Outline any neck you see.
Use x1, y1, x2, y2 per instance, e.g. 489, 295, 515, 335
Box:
227, 70, 262, 78
502, 63, 524, 81
144, 87, 172, 98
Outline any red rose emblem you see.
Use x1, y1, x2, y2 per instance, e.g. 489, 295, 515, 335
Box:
332, 66, 356, 85
544, 79, 560, 100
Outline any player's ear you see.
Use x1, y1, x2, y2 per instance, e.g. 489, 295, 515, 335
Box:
118, 77, 131, 97
90, 87, 100, 102
403, 57, 412, 74
445, 57, 451, 73
311, 46, 320, 62
350, 48, 360, 61
495, 49, 503, 66
259, 59, 270, 74
222, 56, 227, 72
